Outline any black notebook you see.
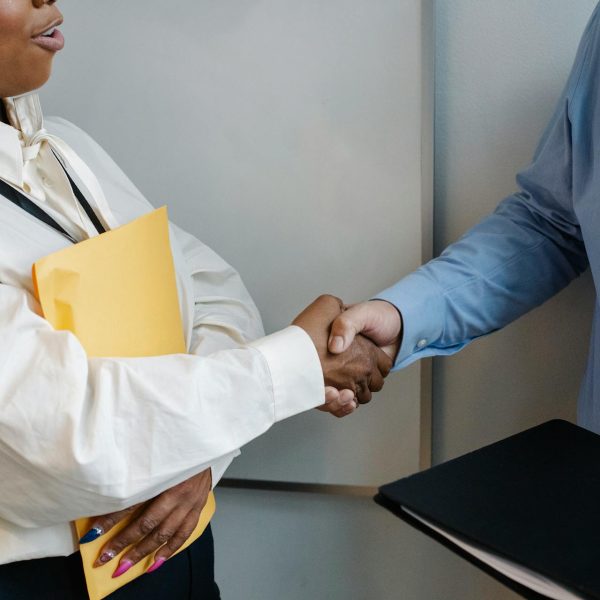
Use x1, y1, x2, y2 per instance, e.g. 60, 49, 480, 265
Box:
374, 420, 600, 600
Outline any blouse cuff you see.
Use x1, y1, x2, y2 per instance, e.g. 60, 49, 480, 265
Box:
249, 325, 325, 421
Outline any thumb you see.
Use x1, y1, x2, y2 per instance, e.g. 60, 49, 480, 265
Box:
328, 304, 367, 354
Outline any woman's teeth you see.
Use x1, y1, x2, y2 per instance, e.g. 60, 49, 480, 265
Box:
41, 27, 56, 37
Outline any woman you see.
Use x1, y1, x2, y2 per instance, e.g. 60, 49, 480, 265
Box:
0, 1, 391, 597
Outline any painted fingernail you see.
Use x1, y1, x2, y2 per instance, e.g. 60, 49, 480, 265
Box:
79, 527, 103, 544
112, 560, 134, 578
95, 549, 116, 566
146, 557, 167, 574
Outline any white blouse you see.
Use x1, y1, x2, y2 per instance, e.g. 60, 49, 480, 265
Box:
0, 93, 324, 563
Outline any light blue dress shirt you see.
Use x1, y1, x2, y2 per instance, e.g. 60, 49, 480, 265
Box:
377, 4, 600, 431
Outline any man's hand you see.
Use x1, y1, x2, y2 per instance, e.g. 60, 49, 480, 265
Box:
293, 295, 393, 405
321, 385, 360, 418
79, 469, 212, 576
328, 300, 403, 361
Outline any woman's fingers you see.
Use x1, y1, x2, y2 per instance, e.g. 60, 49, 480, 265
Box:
79, 503, 141, 544
369, 368, 385, 394
93, 493, 178, 568
147, 509, 203, 573
93, 469, 212, 574
355, 379, 372, 405
112, 506, 194, 577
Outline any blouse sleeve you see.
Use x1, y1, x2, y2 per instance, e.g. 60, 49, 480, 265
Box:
0, 276, 322, 529
170, 222, 267, 485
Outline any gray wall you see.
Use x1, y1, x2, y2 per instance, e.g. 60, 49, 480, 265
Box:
42, 2, 432, 598
433, 0, 596, 465
215, 2, 598, 599
43, 0, 430, 489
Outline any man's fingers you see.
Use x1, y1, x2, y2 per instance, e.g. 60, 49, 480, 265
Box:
316, 386, 340, 412
329, 300, 403, 356
328, 309, 363, 354
319, 386, 357, 417
335, 388, 358, 417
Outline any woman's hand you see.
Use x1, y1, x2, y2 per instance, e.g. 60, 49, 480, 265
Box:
80, 469, 212, 577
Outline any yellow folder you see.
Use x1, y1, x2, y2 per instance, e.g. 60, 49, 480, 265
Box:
32, 207, 215, 600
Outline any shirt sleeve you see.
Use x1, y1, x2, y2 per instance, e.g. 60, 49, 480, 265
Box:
377, 6, 599, 370
0, 283, 323, 529
170, 223, 267, 486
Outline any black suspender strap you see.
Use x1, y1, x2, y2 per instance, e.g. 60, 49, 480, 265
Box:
0, 166, 106, 243
0, 177, 76, 243
62, 169, 106, 234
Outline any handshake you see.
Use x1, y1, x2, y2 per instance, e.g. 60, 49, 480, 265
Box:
292, 295, 403, 418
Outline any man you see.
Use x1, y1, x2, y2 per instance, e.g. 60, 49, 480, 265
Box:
328, 4, 600, 433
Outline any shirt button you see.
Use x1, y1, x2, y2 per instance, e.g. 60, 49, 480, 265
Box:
416, 339, 428, 349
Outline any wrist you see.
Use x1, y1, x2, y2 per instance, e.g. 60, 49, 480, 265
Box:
368, 299, 402, 336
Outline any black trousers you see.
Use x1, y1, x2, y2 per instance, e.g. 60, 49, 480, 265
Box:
0, 525, 220, 600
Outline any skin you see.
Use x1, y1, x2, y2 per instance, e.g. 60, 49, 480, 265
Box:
92, 296, 391, 575
0, 0, 63, 98
328, 300, 403, 360
0, 0, 394, 576
293, 295, 393, 405
91, 470, 213, 575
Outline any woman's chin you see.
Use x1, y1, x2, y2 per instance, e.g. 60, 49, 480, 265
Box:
1, 70, 53, 98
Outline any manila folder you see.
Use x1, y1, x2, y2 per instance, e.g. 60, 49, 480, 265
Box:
32, 207, 215, 600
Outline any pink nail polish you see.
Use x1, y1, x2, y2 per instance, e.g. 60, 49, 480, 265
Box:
146, 557, 166, 574
112, 559, 133, 578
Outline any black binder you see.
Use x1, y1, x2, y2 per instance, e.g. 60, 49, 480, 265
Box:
374, 420, 600, 600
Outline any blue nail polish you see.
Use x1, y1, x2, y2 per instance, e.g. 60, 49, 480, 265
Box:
79, 527, 103, 544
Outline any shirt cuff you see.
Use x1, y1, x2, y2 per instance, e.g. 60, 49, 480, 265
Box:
249, 325, 325, 421
375, 270, 445, 369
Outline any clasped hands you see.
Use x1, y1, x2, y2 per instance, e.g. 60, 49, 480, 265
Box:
293, 294, 402, 418
81, 295, 403, 576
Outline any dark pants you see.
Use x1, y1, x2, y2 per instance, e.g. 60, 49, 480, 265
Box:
0, 526, 220, 600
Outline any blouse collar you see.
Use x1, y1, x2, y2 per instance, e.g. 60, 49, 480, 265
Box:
0, 93, 44, 188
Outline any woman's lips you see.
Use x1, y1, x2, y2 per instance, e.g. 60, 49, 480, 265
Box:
31, 28, 65, 52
